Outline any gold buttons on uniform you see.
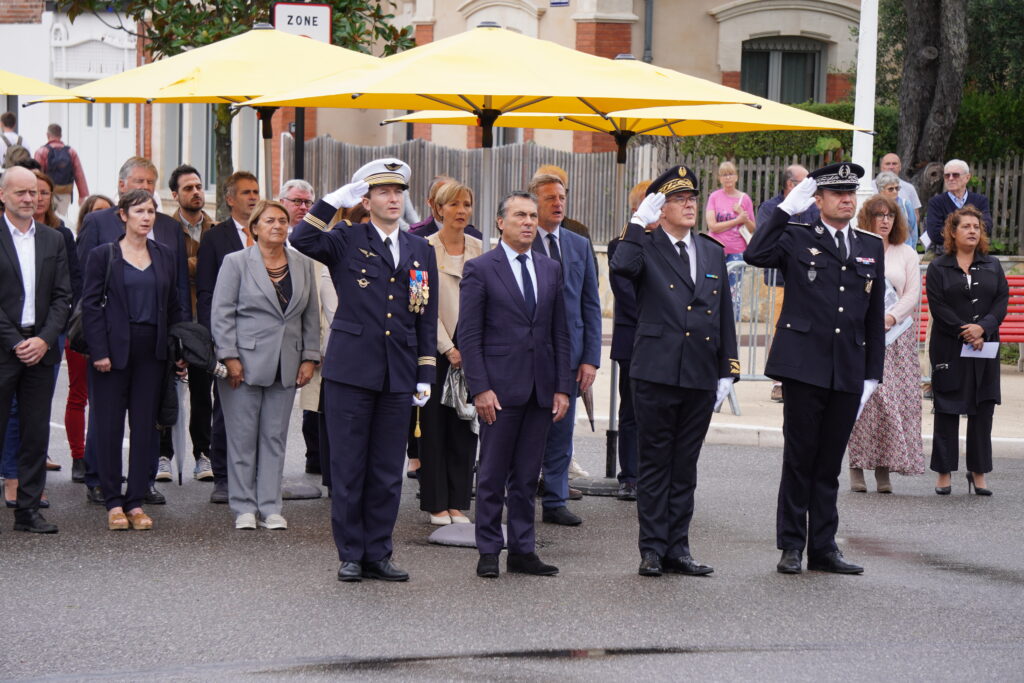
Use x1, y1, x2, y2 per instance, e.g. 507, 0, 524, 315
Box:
670, 284, 675, 289
707, 310, 712, 315
838, 307, 844, 312
841, 266, 847, 271
388, 295, 394, 300
361, 268, 366, 273
786, 323, 791, 328
835, 328, 841, 334
386, 313, 392, 318
687, 305, 692, 311
385, 330, 391, 336
390, 277, 396, 283
713, 290, 718, 295
685, 332, 691, 336
839, 286, 845, 292
705, 336, 711, 341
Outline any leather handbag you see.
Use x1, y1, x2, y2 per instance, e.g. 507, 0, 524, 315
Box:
67, 243, 114, 355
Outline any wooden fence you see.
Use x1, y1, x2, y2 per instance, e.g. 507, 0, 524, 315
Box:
285, 136, 1024, 251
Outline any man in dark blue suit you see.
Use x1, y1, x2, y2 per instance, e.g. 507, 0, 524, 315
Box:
291, 158, 438, 584
460, 192, 572, 579
195, 171, 260, 503
611, 166, 739, 578
529, 174, 601, 526
74, 157, 189, 506
924, 159, 993, 254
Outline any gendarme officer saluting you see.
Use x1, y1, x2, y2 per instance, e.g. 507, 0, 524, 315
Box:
610, 165, 739, 578
290, 159, 438, 583
744, 162, 885, 575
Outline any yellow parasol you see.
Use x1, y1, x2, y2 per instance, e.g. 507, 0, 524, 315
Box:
0, 69, 83, 98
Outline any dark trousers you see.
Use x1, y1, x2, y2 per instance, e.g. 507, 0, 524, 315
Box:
316, 383, 331, 488
325, 380, 411, 563
210, 383, 228, 484
616, 360, 638, 483
475, 394, 551, 555
931, 403, 995, 474
777, 379, 860, 556
417, 352, 478, 512
541, 382, 578, 510
0, 357, 57, 517
158, 364, 212, 462
302, 409, 319, 465
632, 378, 715, 558
90, 324, 163, 511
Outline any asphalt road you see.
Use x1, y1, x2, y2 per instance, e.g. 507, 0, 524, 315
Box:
2, 381, 1023, 681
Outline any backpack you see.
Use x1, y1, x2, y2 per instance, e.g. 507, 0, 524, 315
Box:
1, 134, 31, 168
45, 143, 74, 185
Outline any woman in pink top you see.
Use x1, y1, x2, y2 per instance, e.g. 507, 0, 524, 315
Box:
704, 161, 755, 318
847, 195, 924, 492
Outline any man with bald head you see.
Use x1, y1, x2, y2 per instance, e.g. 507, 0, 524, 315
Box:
0, 166, 72, 533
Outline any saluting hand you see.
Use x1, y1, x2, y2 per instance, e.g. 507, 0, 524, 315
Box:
474, 389, 501, 425
631, 192, 665, 227
778, 176, 817, 215
323, 180, 370, 209
551, 392, 569, 422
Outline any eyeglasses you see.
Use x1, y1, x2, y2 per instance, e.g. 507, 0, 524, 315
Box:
873, 213, 895, 221
665, 194, 697, 205
283, 197, 314, 207
944, 172, 963, 179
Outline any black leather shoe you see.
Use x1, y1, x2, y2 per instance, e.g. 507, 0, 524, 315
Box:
337, 561, 362, 582
507, 552, 558, 576
71, 459, 86, 483
663, 555, 714, 576
86, 485, 105, 505
617, 481, 637, 501
777, 549, 803, 574
568, 487, 583, 500
209, 481, 229, 504
542, 506, 582, 526
145, 486, 166, 505
807, 551, 863, 574
362, 557, 410, 582
477, 553, 500, 578
14, 511, 58, 534
638, 551, 662, 577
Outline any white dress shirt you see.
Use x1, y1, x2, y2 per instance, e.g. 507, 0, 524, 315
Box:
669, 230, 698, 277
233, 218, 249, 246
6, 214, 37, 326
372, 223, 400, 266
500, 239, 538, 299
820, 219, 850, 255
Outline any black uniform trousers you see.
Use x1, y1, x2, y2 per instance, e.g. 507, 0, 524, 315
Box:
0, 352, 57, 518
632, 378, 715, 558
777, 379, 860, 556
417, 351, 477, 513
90, 324, 164, 512
616, 360, 638, 484
931, 403, 995, 474
325, 379, 411, 563
301, 409, 319, 468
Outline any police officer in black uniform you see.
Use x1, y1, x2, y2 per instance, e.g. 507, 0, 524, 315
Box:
744, 162, 885, 575
610, 165, 739, 577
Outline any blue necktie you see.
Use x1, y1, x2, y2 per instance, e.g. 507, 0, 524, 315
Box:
547, 232, 561, 263
516, 254, 536, 319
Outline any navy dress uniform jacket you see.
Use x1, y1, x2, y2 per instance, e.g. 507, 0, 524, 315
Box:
744, 207, 886, 393
606, 236, 637, 362
610, 222, 739, 390
77, 206, 189, 315
290, 199, 438, 392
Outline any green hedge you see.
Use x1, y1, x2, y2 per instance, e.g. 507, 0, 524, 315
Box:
948, 90, 1024, 159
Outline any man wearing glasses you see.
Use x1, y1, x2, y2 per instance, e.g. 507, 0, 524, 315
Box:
610, 165, 739, 578
924, 159, 992, 254
279, 179, 316, 235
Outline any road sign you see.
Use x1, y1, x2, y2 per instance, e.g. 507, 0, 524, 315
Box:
272, 2, 332, 44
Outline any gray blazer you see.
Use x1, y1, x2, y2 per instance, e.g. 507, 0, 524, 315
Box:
212, 246, 321, 388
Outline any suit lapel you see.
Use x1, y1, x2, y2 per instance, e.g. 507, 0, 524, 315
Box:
816, 222, 841, 261
494, 249, 530, 319
0, 222, 24, 292
653, 228, 693, 290
283, 250, 304, 318
246, 247, 281, 315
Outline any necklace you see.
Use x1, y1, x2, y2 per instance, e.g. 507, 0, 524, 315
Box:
266, 262, 289, 280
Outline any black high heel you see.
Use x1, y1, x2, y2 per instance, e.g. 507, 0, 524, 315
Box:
966, 472, 993, 496
935, 474, 951, 495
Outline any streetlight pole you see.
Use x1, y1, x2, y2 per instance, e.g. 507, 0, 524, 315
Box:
852, 0, 879, 215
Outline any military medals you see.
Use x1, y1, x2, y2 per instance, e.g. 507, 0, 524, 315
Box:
357, 278, 369, 288
408, 269, 429, 314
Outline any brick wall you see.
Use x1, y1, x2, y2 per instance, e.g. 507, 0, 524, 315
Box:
0, 0, 43, 23
572, 21, 632, 154
272, 107, 318, 191
721, 71, 741, 89
826, 73, 852, 103
412, 23, 434, 142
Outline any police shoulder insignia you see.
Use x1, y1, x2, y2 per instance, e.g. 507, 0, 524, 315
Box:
814, 225, 825, 235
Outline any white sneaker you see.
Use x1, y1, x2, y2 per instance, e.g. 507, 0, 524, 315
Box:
155, 457, 173, 482
568, 458, 590, 479
193, 455, 214, 481
449, 513, 471, 524
235, 513, 257, 530
258, 514, 288, 530
429, 513, 452, 526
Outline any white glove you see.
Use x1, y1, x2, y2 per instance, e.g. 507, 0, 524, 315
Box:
855, 379, 879, 419
323, 180, 370, 209
412, 382, 431, 408
630, 192, 665, 227
778, 176, 817, 216
714, 377, 733, 410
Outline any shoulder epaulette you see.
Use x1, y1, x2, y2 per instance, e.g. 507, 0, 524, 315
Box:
854, 227, 883, 239
698, 232, 726, 248
789, 221, 813, 229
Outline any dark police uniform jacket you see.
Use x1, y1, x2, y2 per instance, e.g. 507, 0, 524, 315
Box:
290, 199, 437, 393
744, 207, 885, 393
610, 222, 739, 390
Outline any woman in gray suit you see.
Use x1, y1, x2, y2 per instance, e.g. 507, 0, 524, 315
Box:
212, 200, 320, 530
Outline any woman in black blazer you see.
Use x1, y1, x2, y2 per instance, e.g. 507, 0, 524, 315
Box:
926, 206, 1008, 496
82, 189, 186, 530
